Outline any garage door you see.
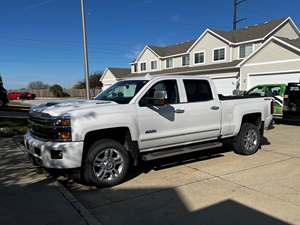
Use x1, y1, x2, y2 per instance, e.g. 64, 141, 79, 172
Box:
212, 77, 237, 95
248, 72, 300, 90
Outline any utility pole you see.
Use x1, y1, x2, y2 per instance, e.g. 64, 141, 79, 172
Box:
233, 0, 247, 30
80, 0, 90, 100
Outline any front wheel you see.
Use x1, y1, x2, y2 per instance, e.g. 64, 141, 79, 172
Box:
82, 139, 130, 187
233, 123, 261, 155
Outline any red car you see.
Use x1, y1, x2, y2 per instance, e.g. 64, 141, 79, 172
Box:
8, 91, 23, 100
8, 91, 36, 100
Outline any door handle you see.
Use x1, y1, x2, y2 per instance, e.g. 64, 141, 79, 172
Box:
174, 109, 185, 113
211, 106, 220, 110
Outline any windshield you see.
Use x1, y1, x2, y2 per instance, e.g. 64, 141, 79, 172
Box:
96, 80, 148, 104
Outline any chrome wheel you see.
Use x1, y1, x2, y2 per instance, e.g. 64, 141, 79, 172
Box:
93, 148, 124, 181
243, 129, 258, 152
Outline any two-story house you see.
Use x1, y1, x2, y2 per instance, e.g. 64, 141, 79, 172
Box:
101, 17, 300, 95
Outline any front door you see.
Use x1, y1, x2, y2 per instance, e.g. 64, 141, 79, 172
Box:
137, 79, 187, 151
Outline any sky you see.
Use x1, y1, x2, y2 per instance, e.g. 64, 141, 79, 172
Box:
1, 0, 300, 90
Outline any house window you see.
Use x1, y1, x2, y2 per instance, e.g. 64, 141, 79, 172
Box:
239, 44, 253, 58
194, 52, 204, 64
213, 48, 225, 61
166, 58, 173, 68
151, 60, 158, 70
140, 62, 146, 71
133, 64, 137, 72
182, 55, 190, 66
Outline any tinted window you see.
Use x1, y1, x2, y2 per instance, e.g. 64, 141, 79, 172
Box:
96, 80, 148, 104
184, 80, 213, 102
247, 87, 265, 97
140, 80, 179, 106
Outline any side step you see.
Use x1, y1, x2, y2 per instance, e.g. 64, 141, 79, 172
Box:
142, 141, 223, 161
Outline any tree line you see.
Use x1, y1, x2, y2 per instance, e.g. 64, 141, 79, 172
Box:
26, 71, 103, 97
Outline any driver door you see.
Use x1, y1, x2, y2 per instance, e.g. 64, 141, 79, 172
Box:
137, 79, 187, 151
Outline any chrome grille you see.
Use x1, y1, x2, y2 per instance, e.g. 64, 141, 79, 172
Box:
28, 112, 55, 140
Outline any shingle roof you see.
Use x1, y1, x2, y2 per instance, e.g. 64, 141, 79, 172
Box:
149, 39, 195, 57
130, 60, 242, 77
211, 17, 288, 43
276, 37, 300, 49
108, 67, 131, 79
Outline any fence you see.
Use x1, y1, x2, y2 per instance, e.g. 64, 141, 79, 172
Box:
26, 88, 102, 98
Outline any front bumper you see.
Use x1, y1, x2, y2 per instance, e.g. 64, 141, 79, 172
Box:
24, 132, 84, 169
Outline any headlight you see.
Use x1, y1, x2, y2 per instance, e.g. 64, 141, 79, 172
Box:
55, 118, 71, 126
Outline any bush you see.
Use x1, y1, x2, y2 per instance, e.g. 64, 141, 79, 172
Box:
49, 84, 64, 97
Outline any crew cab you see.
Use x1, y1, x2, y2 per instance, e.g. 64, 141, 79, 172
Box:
24, 76, 273, 187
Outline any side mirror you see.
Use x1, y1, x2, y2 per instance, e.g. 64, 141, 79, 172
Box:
142, 90, 167, 106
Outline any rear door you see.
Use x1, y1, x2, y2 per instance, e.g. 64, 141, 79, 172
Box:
180, 79, 221, 142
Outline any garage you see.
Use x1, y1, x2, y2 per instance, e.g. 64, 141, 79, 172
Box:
209, 73, 238, 95
248, 72, 300, 90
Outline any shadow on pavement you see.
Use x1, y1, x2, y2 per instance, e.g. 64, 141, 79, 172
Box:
63, 186, 291, 225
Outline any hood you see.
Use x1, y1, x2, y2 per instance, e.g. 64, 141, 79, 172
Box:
30, 99, 116, 117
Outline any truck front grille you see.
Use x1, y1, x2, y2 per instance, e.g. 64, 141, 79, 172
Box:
28, 112, 55, 140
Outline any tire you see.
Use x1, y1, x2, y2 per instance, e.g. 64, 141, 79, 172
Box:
82, 139, 130, 187
233, 123, 261, 155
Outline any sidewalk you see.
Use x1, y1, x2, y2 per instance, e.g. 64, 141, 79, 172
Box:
0, 136, 92, 225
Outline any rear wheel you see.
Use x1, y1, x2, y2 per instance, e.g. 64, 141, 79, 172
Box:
82, 139, 130, 187
233, 123, 261, 155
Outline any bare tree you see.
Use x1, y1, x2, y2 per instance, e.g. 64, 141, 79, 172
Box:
27, 81, 49, 89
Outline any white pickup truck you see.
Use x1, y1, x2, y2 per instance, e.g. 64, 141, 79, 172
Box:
24, 75, 273, 187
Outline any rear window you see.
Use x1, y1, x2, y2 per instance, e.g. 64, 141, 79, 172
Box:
183, 80, 213, 102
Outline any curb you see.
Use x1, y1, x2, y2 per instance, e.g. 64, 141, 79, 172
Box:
54, 180, 103, 225
12, 137, 102, 225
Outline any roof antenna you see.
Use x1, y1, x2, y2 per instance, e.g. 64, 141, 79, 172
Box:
233, 0, 247, 30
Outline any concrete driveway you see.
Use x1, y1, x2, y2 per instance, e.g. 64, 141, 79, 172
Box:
63, 124, 300, 225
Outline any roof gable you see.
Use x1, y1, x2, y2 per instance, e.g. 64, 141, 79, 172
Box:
211, 17, 290, 43
149, 39, 195, 57
107, 67, 131, 79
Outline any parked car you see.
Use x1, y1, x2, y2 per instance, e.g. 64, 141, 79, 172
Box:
24, 75, 273, 187
8, 91, 36, 100
0, 76, 8, 108
283, 82, 300, 122
246, 84, 286, 117
8, 91, 23, 100
21, 92, 36, 100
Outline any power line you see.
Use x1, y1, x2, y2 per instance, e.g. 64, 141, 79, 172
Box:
233, 0, 247, 30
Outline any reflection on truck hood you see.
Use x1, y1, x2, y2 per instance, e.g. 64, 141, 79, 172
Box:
30, 99, 115, 117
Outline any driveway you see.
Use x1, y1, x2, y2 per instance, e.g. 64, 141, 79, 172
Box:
62, 124, 300, 225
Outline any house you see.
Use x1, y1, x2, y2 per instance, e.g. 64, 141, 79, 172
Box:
101, 17, 300, 95
100, 67, 131, 89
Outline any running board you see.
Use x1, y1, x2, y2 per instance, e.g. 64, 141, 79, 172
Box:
142, 141, 223, 161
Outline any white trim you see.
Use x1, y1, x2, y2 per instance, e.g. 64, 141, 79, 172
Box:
243, 58, 300, 67
165, 57, 174, 69
187, 29, 232, 53
100, 68, 109, 81
233, 38, 264, 46
209, 72, 239, 79
133, 45, 160, 63
238, 36, 300, 67
140, 61, 147, 72
181, 54, 190, 67
238, 43, 254, 59
248, 69, 300, 76
160, 52, 188, 59
212, 47, 226, 62
150, 60, 159, 71
193, 50, 205, 65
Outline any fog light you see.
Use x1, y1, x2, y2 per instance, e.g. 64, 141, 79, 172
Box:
58, 131, 72, 141
51, 150, 63, 159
